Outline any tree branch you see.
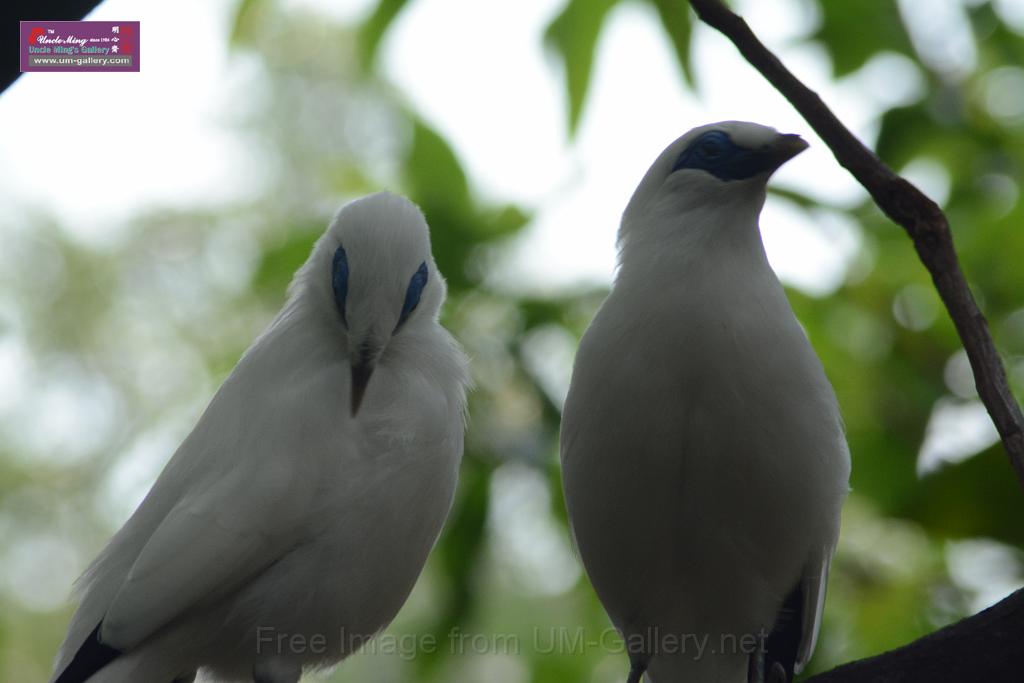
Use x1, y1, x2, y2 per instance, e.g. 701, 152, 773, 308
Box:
686, 0, 1024, 490
804, 588, 1024, 682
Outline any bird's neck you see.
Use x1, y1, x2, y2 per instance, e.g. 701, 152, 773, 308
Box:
601, 199, 798, 374
615, 197, 771, 294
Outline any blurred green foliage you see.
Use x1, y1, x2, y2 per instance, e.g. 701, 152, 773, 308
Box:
544, 0, 693, 134
3, 0, 1024, 682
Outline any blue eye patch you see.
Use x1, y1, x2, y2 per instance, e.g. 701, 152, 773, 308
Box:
397, 262, 428, 330
672, 131, 780, 181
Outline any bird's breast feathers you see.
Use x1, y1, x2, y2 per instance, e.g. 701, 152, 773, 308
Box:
563, 271, 848, 518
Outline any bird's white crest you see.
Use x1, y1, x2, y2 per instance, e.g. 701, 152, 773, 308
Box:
561, 122, 850, 683
290, 192, 445, 339
50, 192, 469, 683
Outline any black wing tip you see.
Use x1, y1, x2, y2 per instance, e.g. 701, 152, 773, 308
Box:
749, 583, 805, 683
54, 622, 123, 683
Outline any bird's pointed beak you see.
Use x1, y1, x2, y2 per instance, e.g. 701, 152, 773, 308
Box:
765, 133, 809, 170
350, 349, 377, 417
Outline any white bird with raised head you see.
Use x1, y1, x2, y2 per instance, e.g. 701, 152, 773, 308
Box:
560, 122, 850, 683
51, 192, 470, 683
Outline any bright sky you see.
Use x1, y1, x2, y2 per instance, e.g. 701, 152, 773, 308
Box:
383, 0, 878, 294
0, 0, 904, 293
0, 0, 259, 244
3, 0, 1017, 291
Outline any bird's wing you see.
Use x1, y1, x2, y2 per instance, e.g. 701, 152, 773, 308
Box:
794, 550, 832, 674
99, 467, 300, 651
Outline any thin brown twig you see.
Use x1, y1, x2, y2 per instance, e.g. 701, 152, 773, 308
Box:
687, 0, 1024, 490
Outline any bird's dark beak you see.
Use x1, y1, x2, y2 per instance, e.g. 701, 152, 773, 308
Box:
765, 133, 809, 170
350, 351, 376, 417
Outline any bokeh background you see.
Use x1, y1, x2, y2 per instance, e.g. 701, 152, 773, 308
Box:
3, 0, 1024, 680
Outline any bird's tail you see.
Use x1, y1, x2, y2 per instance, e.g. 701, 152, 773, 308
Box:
50, 525, 151, 682
50, 558, 127, 680
55, 624, 198, 683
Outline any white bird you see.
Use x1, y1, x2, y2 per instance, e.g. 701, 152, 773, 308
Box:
51, 192, 470, 683
560, 122, 850, 683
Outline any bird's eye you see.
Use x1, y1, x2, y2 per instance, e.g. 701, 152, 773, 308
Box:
672, 131, 734, 174
697, 140, 723, 158
332, 246, 350, 327
396, 262, 428, 331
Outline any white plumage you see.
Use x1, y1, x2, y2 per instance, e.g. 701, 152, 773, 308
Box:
51, 192, 470, 683
560, 122, 850, 683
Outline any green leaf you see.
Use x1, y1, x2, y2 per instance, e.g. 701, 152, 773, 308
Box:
812, 0, 914, 76
251, 223, 320, 300
544, 0, 620, 136
230, 0, 272, 47
648, 0, 694, 84
904, 444, 1024, 548
358, 0, 411, 71
875, 103, 938, 169
405, 116, 470, 208
419, 454, 492, 672
969, 2, 1024, 69
403, 116, 531, 290
767, 185, 825, 209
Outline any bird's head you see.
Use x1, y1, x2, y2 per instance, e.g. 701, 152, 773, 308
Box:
623, 121, 807, 227
309, 192, 445, 416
